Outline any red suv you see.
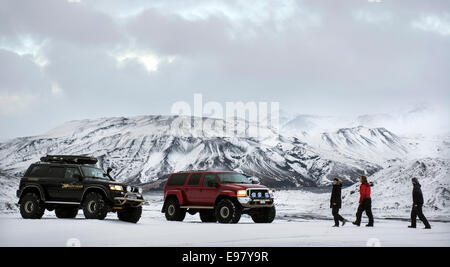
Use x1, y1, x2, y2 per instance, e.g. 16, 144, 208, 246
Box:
161, 171, 275, 224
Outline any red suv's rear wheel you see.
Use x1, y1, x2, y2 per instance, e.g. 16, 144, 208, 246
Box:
164, 198, 186, 221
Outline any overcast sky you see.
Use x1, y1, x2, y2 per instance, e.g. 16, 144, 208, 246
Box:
0, 0, 449, 139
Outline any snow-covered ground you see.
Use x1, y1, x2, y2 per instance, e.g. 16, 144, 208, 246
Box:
1, 192, 449, 247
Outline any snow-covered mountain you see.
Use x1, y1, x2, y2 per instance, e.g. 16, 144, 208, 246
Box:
296, 126, 410, 165
282, 106, 450, 137
0, 115, 381, 190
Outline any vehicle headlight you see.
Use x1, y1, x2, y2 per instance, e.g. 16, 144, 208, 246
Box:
109, 184, 123, 191
126, 185, 132, 192
138, 187, 143, 194
236, 190, 247, 197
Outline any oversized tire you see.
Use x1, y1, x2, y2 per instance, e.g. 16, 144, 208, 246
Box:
118, 206, 142, 223
20, 193, 45, 219
164, 198, 186, 221
215, 198, 241, 224
82, 192, 108, 220
251, 206, 276, 223
55, 206, 79, 219
199, 210, 217, 223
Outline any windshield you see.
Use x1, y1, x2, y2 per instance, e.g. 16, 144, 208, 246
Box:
81, 166, 112, 181
217, 173, 250, 184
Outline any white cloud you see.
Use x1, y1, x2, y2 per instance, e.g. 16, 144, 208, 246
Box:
0, 92, 34, 115
412, 14, 450, 36
114, 51, 175, 72
0, 36, 50, 67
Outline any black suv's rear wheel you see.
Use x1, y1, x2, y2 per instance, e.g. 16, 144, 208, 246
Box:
215, 199, 241, 224
20, 193, 45, 219
55, 206, 79, 219
199, 210, 217, 223
251, 206, 276, 223
117, 206, 142, 223
82, 192, 108, 220
164, 198, 186, 221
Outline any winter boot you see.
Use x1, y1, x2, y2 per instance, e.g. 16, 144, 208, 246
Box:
342, 219, 347, 226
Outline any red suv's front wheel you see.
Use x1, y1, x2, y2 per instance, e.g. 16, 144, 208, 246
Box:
215, 199, 241, 224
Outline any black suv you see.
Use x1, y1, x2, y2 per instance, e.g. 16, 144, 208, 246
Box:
17, 155, 147, 223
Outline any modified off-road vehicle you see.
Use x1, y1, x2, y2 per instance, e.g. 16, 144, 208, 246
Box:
162, 171, 276, 224
17, 155, 147, 223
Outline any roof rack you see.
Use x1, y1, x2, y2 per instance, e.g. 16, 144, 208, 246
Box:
40, 155, 98, 165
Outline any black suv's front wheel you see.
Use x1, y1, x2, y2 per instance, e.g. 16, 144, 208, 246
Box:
215, 199, 241, 224
82, 192, 108, 220
20, 193, 45, 219
164, 198, 186, 221
117, 206, 142, 223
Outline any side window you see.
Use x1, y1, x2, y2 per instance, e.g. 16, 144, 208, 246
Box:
28, 165, 50, 177
203, 174, 218, 187
168, 173, 189, 186
187, 173, 202, 185
65, 168, 81, 179
48, 166, 66, 178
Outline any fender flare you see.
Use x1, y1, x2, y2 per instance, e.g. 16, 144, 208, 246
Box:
81, 186, 110, 203
215, 191, 240, 207
162, 190, 185, 212
18, 184, 46, 202
218, 190, 236, 198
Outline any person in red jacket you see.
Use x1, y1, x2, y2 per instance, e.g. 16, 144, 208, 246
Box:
352, 176, 374, 227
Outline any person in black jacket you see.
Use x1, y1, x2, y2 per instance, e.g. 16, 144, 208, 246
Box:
330, 178, 348, 227
408, 178, 431, 229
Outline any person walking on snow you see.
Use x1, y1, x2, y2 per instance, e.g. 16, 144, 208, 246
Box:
408, 178, 431, 229
330, 178, 348, 227
353, 175, 374, 227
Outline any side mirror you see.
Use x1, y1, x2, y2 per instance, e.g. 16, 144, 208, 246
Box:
249, 177, 260, 185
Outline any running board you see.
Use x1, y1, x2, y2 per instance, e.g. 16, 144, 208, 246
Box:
180, 206, 214, 209
45, 201, 80, 205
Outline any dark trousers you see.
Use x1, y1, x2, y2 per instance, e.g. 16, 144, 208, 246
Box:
332, 207, 345, 226
355, 198, 374, 226
411, 205, 430, 228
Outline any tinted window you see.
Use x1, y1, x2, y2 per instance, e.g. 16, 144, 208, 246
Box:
65, 168, 81, 179
187, 173, 202, 185
168, 173, 189, 186
28, 165, 50, 177
203, 173, 218, 187
48, 166, 66, 178
216, 173, 250, 184
81, 167, 110, 181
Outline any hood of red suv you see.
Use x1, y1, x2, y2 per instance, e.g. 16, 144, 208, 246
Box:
220, 183, 268, 190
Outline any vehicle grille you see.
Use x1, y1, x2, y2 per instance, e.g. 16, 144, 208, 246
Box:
248, 189, 270, 199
